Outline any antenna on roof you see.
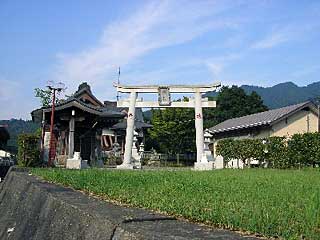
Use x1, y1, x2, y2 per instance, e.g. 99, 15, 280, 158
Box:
116, 66, 121, 101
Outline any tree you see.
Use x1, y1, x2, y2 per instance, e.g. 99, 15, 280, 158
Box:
34, 88, 64, 107
204, 86, 268, 126
147, 98, 195, 154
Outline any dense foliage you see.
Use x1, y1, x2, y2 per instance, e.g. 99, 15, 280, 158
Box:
288, 133, 320, 167
266, 137, 289, 168
215, 139, 236, 167
17, 133, 41, 167
205, 86, 268, 125
147, 98, 195, 153
32, 168, 320, 240
216, 133, 320, 168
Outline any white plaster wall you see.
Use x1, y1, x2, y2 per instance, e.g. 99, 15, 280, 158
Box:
271, 110, 318, 137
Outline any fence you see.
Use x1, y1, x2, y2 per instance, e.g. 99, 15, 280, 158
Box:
141, 152, 196, 167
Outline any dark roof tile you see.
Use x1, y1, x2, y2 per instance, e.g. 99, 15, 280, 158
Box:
209, 101, 315, 134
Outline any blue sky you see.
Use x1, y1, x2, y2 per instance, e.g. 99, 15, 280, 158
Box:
0, 0, 320, 119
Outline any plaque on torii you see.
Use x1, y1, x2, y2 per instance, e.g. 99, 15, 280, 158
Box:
114, 82, 221, 170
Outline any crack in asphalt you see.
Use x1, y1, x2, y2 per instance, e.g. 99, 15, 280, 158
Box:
110, 216, 176, 240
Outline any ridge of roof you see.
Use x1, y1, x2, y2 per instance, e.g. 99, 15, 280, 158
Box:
209, 101, 314, 134
72, 82, 103, 106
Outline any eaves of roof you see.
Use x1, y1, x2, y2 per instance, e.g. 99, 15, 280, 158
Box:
208, 101, 317, 135
209, 120, 272, 134
31, 98, 124, 119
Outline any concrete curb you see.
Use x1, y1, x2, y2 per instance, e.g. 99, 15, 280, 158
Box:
0, 168, 258, 240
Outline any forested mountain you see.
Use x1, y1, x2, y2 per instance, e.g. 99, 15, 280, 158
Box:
205, 81, 320, 109
0, 119, 39, 152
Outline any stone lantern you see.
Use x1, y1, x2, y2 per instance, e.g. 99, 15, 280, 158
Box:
203, 130, 213, 161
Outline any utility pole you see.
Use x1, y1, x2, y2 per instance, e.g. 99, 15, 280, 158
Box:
47, 81, 65, 167
313, 97, 320, 133
116, 67, 121, 101
317, 102, 320, 133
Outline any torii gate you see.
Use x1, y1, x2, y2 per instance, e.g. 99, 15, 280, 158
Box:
114, 83, 221, 170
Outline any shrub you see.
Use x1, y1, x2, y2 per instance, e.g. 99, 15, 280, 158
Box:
216, 133, 320, 169
217, 138, 265, 168
216, 139, 236, 167
264, 137, 289, 168
288, 133, 320, 168
236, 139, 265, 167
17, 133, 41, 167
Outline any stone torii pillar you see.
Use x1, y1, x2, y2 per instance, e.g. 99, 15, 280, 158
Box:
114, 82, 221, 170
118, 92, 137, 169
194, 90, 204, 163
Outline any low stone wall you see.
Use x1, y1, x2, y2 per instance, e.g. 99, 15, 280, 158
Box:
0, 166, 10, 180
0, 168, 256, 240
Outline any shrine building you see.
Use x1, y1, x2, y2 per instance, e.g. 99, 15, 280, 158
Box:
31, 82, 151, 167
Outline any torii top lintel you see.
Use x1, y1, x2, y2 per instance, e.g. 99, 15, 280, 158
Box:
114, 82, 221, 93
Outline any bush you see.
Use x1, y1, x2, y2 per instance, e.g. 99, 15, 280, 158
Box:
17, 133, 41, 167
288, 133, 320, 168
216, 133, 320, 169
217, 138, 265, 168
216, 139, 236, 167
103, 153, 122, 166
265, 137, 289, 168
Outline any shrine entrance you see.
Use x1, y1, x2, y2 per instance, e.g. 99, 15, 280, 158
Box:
114, 83, 221, 170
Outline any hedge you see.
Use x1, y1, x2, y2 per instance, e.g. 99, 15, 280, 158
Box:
17, 133, 41, 167
216, 132, 320, 168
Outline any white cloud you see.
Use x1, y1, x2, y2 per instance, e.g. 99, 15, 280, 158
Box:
205, 53, 243, 80
251, 21, 320, 50
251, 31, 291, 49
206, 62, 224, 78
53, 0, 242, 96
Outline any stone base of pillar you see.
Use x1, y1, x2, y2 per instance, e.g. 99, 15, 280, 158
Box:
116, 164, 134, 169
133, 160, 142, 169
66, 159, 88, 169
194, 162, 214, 171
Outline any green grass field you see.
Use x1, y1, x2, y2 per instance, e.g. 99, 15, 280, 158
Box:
31, 168, 320, 239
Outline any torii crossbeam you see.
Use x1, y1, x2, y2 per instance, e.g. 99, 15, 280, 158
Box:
114, 82, 221, 170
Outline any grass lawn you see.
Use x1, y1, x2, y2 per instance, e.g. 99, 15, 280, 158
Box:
31, 168, 320, 239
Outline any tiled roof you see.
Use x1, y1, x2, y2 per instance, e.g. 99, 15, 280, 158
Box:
111, 120, 152, 130
209, 101, 315, 134
31, 98, 125, 121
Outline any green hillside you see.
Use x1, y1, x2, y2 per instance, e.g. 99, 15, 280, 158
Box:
205, 81, 320, 109
0, 119, 40, 153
